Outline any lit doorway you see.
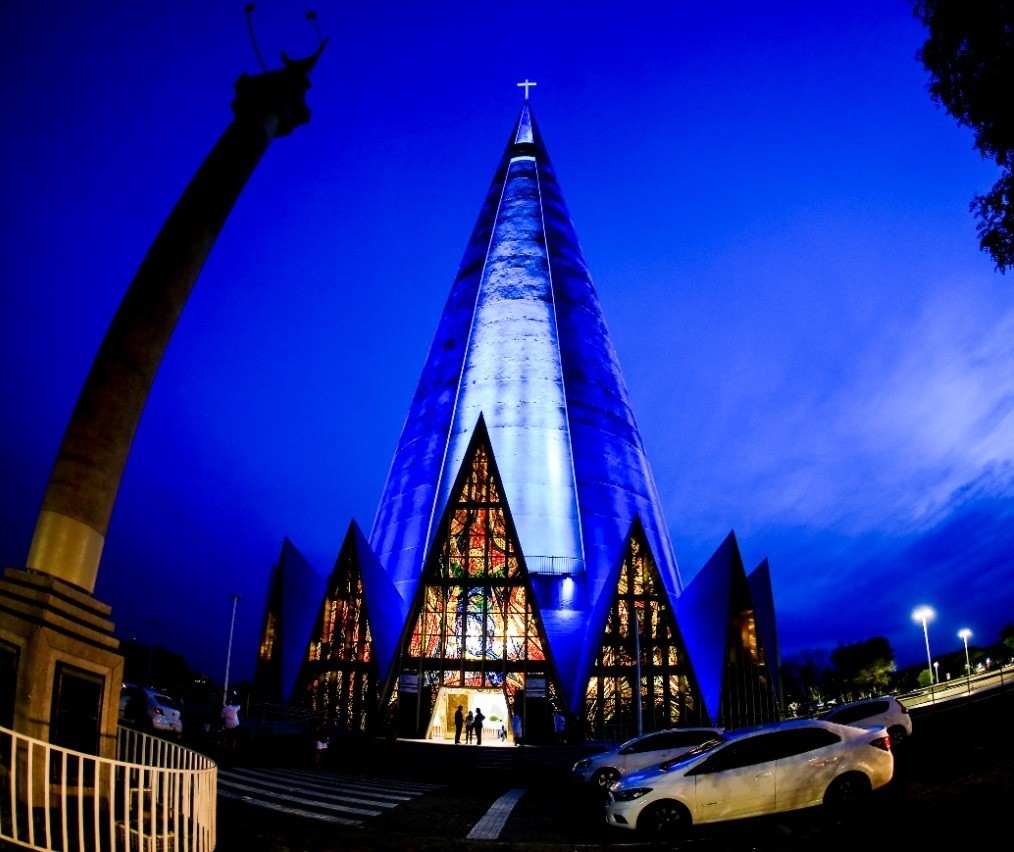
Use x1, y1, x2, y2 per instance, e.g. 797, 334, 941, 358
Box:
427, 686, 510, 745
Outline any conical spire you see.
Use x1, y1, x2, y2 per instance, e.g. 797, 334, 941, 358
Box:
367, 101, 681, 706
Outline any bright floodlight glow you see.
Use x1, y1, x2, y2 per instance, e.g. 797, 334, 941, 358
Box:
912, 606, 936, 684
959, 628, 973, 678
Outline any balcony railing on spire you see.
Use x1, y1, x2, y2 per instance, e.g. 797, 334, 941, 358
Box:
525, 555, 584, 576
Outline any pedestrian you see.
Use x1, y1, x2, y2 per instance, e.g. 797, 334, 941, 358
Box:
221, 695, 241, 751
314, 727, 329, 768
473, 707, 485, 745
465, 710, 474, 744
511, 711, 523, 746
454, 705, 464, 744
553, 711, 566, 744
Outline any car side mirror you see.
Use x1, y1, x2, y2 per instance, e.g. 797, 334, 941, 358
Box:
619, 746, 633, 755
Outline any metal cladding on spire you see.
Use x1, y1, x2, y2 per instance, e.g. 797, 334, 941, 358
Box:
366, 102, 682, 703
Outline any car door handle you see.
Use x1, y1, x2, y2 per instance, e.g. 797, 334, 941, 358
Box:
755, 771, 772, 779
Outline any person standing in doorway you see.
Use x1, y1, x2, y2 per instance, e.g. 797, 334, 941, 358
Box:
465, 709, 474, 744
511, 711, 523, 746
473, 707, 485, 745
454, 705, 464, 744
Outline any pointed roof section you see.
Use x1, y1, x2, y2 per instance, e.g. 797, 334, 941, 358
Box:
348, 520, 404, 685
252, 538, 326, 705
369, 100, 681, 669
673, 531, 742, 724
748, 557, 783, 706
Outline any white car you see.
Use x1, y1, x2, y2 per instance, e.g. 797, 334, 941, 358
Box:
572, 727, 725, 790
821, 695, 912, 748
119, 683, 183, 735
605, 718, 894, 838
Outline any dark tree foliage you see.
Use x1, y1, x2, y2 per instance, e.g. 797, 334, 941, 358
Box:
829, 637, 895, 698
1001, 622, 1014, 655
914, 1, 1014, 273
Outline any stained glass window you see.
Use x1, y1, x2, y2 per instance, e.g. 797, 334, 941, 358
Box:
390, 434, 555, 732
585, 525, 703, 741
299, 537, 379, 733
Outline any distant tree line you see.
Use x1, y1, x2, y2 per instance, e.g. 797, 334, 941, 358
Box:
780, 622, 1014, 712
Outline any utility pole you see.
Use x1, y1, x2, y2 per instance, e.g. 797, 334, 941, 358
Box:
223, 594, 241, 705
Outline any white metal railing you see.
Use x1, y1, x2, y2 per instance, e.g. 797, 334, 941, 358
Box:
0, 723, 217, 851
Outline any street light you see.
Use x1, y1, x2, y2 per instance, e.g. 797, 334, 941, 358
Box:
958, 628, 972, 678
912, 606, 935, 685
223, 594, 241, 706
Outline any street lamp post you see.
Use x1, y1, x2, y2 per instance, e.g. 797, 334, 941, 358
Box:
912, 606, 936, 695
958, 628, 972, 695
223, 594, 241, 706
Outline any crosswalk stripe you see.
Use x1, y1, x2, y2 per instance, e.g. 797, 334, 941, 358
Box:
467, 788, 526, 840
217, 790, 364, 826
217, 767, 446, 826
217, 777, 383, 817
228, 768, 425, 801
218, 770, 401, 808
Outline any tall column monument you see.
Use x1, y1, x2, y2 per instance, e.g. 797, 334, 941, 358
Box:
0, 42, 324, 758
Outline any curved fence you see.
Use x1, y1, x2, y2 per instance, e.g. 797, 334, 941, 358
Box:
0, 723, 216, 851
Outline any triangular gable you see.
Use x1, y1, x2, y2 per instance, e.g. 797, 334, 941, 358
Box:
673, 531, 742, 724
249, 538, 327, 707
393, 415, 558, 702
252, 547, 286, 704
581, 517, 706, 730
565, 515, 645, 711
345, 521, 403, 689
748, 557, 782, 707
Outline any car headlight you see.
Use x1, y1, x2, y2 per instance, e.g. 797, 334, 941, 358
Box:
573, 759, 592, 770
610, 786, 652, 801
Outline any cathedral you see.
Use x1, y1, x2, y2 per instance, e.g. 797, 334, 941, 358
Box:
254, 96, 782, 744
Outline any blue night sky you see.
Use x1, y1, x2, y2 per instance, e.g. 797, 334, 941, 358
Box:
1, 2, 1011, 684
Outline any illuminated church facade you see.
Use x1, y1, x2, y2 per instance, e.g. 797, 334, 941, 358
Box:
254, 99, 782, 743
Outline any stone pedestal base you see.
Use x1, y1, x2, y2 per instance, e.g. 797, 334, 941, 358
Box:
0, 566, 123, 761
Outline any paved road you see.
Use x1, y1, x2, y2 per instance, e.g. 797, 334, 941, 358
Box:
214, 684, 1013, 851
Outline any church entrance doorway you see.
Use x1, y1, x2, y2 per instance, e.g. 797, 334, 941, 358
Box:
426, 686, 510, 745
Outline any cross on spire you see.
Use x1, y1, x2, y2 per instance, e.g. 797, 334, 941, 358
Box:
517, 79, 537, 100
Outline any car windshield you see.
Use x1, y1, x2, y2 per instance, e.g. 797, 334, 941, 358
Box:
658, 735, 725, 770
152, 692, 181, 710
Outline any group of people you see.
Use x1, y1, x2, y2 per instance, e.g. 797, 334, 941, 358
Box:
452, 705, 531, 746
453, 705, 487, 744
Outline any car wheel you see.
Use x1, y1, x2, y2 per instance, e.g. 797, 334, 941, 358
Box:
637, 799, 691, 838
592, 767, 620, 791
823, 772, 872, 817
888, 726, 907, 748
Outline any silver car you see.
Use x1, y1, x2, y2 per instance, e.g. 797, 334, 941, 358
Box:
821, 695, 912, 747
119, 683, 183, 735
572, 727, 725, 790
605, 718, 894, 838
